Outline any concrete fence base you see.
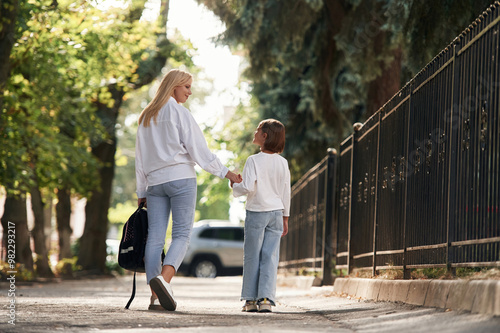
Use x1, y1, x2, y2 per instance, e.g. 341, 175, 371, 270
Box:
333, 278, 500, 316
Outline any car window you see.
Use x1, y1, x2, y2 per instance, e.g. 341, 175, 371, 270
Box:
199, 229, 216, 239
198, 227, 244, 241
233, 228, 244, 241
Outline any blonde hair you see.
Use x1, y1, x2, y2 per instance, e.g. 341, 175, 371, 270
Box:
138, 69, 193, 127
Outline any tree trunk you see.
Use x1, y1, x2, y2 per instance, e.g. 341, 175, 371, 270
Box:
366, 33, 402, 117
320, 0, 347, 135
56, 188, 73, 260
78, 139, 117, 272
43, 195, 52, 252
78, 89, 124, 273
160, 0, 170, 27
30, 185, 54, 277
1, 194, 34, 271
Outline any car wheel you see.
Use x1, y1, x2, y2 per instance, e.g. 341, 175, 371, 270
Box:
192, 259, 218, 278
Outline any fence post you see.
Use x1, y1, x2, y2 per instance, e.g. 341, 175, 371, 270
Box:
322, 148, 337, 285
402, 83, 414, 280
446, 39, 460, 277
348, 123, 363, 275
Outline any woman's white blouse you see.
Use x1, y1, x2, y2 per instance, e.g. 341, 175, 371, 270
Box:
135, 97, 228, 198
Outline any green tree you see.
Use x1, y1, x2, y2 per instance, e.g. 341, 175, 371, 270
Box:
197, 0, 495, 180
1, 0, 105, 275
0, 0, 19, 110
0, 0, 194, 275
77, 0, 194, 272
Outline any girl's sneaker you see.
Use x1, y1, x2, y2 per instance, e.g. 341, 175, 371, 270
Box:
258, 298, 272, 312
242, 300, 258, 312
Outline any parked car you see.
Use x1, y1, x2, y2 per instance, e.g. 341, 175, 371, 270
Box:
179, 220, 244, 278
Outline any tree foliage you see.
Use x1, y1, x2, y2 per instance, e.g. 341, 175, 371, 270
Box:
197, 0, 495, 180
1, 0, 196, 274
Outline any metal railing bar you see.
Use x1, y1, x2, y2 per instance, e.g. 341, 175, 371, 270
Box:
351, 266, 373, 271
458, 15, 500, 56
292, 164, 328, 194
340, 135, 353, 147
413, 58, 454, 94
353, 252, 374, 259
381, 95, 410, 121
451, 261, 500, 268
340, 145, 352, 157
375, 249, 405, 255
336, 252, 349, 257
375, 265, 404, 270
406, 264, 448, 269
406, 243, 447, 251
279, 258, 323, 266
291, 156, 328, 193
357, 122, 380, 141
451, 237, 500, 246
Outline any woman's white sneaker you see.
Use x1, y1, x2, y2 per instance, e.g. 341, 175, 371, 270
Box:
148, 296, 165, 311
150, 275, 177, 311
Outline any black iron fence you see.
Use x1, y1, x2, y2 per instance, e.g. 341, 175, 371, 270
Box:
278, 150, 337, 284
279, 3, 500, 282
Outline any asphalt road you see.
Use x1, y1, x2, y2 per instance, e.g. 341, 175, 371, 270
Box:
1, 274, 499, 332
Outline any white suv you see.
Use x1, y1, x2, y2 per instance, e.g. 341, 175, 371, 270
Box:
180, 220, 244, 278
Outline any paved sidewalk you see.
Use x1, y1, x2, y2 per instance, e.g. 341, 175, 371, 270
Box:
1, 275, 500, 332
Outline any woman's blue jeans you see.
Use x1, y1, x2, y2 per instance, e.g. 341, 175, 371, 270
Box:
241, 210, 283, 305
144, 178, 197, 284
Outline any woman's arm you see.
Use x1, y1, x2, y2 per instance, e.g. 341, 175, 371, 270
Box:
179, 110, 231, 179
135, 131, 148, 201
282, 216, 289, 237
226, 170, 242, 184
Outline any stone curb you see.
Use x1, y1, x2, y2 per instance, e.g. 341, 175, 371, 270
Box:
277, 275, 322, 289
332, 277, 500, 316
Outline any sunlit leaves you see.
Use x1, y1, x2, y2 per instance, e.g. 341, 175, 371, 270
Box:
1, 0, 165, 196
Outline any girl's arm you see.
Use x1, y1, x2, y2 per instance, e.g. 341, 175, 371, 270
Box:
232, 157, 256, 197
282, 161, 291, 216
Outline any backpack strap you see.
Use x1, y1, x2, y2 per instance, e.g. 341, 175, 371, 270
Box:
125, 269, 137, 309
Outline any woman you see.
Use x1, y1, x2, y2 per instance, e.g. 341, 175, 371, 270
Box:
135, 69, 242, 311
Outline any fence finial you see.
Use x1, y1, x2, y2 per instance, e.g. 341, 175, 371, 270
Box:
353, 122, 364, 132
327, 148, 338, 156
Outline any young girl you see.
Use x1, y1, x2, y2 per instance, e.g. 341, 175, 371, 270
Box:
232, 119, 291, 313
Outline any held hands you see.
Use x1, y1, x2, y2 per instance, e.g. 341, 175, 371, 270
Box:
226, 170, 242, 187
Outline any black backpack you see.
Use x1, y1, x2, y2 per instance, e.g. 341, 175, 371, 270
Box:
118, 202, 164, 309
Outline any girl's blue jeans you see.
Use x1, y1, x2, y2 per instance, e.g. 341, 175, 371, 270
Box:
144, 178, 197, 284
241, 209, 283, 305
